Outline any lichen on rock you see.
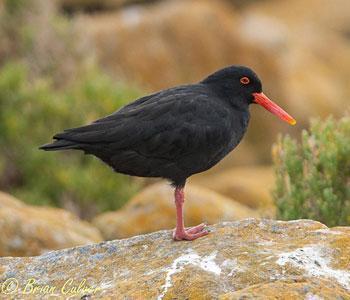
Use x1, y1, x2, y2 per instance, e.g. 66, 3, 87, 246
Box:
0, 192, 102, 257
93, 182, 258, 240
0, 219, 349, 299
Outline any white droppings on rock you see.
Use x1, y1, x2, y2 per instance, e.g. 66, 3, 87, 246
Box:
276, 245, 350, 290
222, 259, 240, 277
99, 280, 114, 290
305, 294, 323, 300
158, 249, 221, 300
117, 268, 131, 278
144, 269, 156, 276
221, 221, 235, 227
258, 240, 275, 246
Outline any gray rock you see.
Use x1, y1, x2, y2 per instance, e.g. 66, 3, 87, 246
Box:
0, 219, 349, 299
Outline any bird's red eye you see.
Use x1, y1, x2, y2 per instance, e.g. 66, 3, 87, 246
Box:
240, 77, 250, 85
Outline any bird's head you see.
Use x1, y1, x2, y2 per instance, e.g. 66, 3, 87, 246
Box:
201, 65, 296, 125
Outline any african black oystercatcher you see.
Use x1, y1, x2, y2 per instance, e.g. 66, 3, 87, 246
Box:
40, 66, 296, 241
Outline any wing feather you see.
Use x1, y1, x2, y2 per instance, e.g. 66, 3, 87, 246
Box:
52, 84, 230, 162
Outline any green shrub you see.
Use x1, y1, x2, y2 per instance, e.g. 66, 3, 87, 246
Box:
0, 0, 88, 87
273, 115, 350, 226
0, 62, 142, 218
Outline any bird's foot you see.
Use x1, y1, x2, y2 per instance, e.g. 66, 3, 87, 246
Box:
186, 223, 207, 234
173, 223, 209, 241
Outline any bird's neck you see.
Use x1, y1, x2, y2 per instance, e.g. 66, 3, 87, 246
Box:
202, 82, 250, 112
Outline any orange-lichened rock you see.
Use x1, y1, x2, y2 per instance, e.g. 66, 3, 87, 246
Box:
0, 192, 102, 256
190, 165, 276, 217
1, 219, 349, 298
93, 182, 259, 240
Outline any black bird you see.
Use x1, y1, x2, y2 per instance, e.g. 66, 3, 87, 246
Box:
40, 65, 296, 241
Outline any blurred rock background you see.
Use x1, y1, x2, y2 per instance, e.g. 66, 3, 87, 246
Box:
0, 0, 349, 255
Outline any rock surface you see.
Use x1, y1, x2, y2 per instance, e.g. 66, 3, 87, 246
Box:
0, 192, 102, 257
221, 278, 350, 299
190, 165, 276, 217
1, 219, 349, 299
93, 182, 258, 240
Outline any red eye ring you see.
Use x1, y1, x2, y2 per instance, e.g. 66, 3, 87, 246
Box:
240, 77, 250, 85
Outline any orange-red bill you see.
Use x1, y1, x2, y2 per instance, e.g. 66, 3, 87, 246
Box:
253, 92, 296, 125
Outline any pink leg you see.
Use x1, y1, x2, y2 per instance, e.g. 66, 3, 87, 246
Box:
173, 186, 209, 241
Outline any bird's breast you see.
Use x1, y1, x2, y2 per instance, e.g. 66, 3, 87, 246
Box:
180, 109, 250, 176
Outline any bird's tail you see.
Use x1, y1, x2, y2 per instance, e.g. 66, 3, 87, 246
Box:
39, 139, 80, 151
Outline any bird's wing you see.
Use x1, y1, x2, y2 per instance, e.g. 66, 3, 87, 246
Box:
53, 85, 229, 159
53, 90, 169, 144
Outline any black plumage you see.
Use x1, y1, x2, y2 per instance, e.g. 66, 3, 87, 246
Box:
40, 66, 260, 187
40, 65, 295, 240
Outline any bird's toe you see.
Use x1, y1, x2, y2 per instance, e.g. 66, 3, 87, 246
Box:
186, 223, 207, 234
173, 225, 209, 241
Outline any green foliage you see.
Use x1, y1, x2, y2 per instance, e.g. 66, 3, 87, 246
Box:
0, 0, 87, 87
273, 115, 350, 226
0, 0, 144, 218
4, 0, 27, 15
0, 62, 142, 218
